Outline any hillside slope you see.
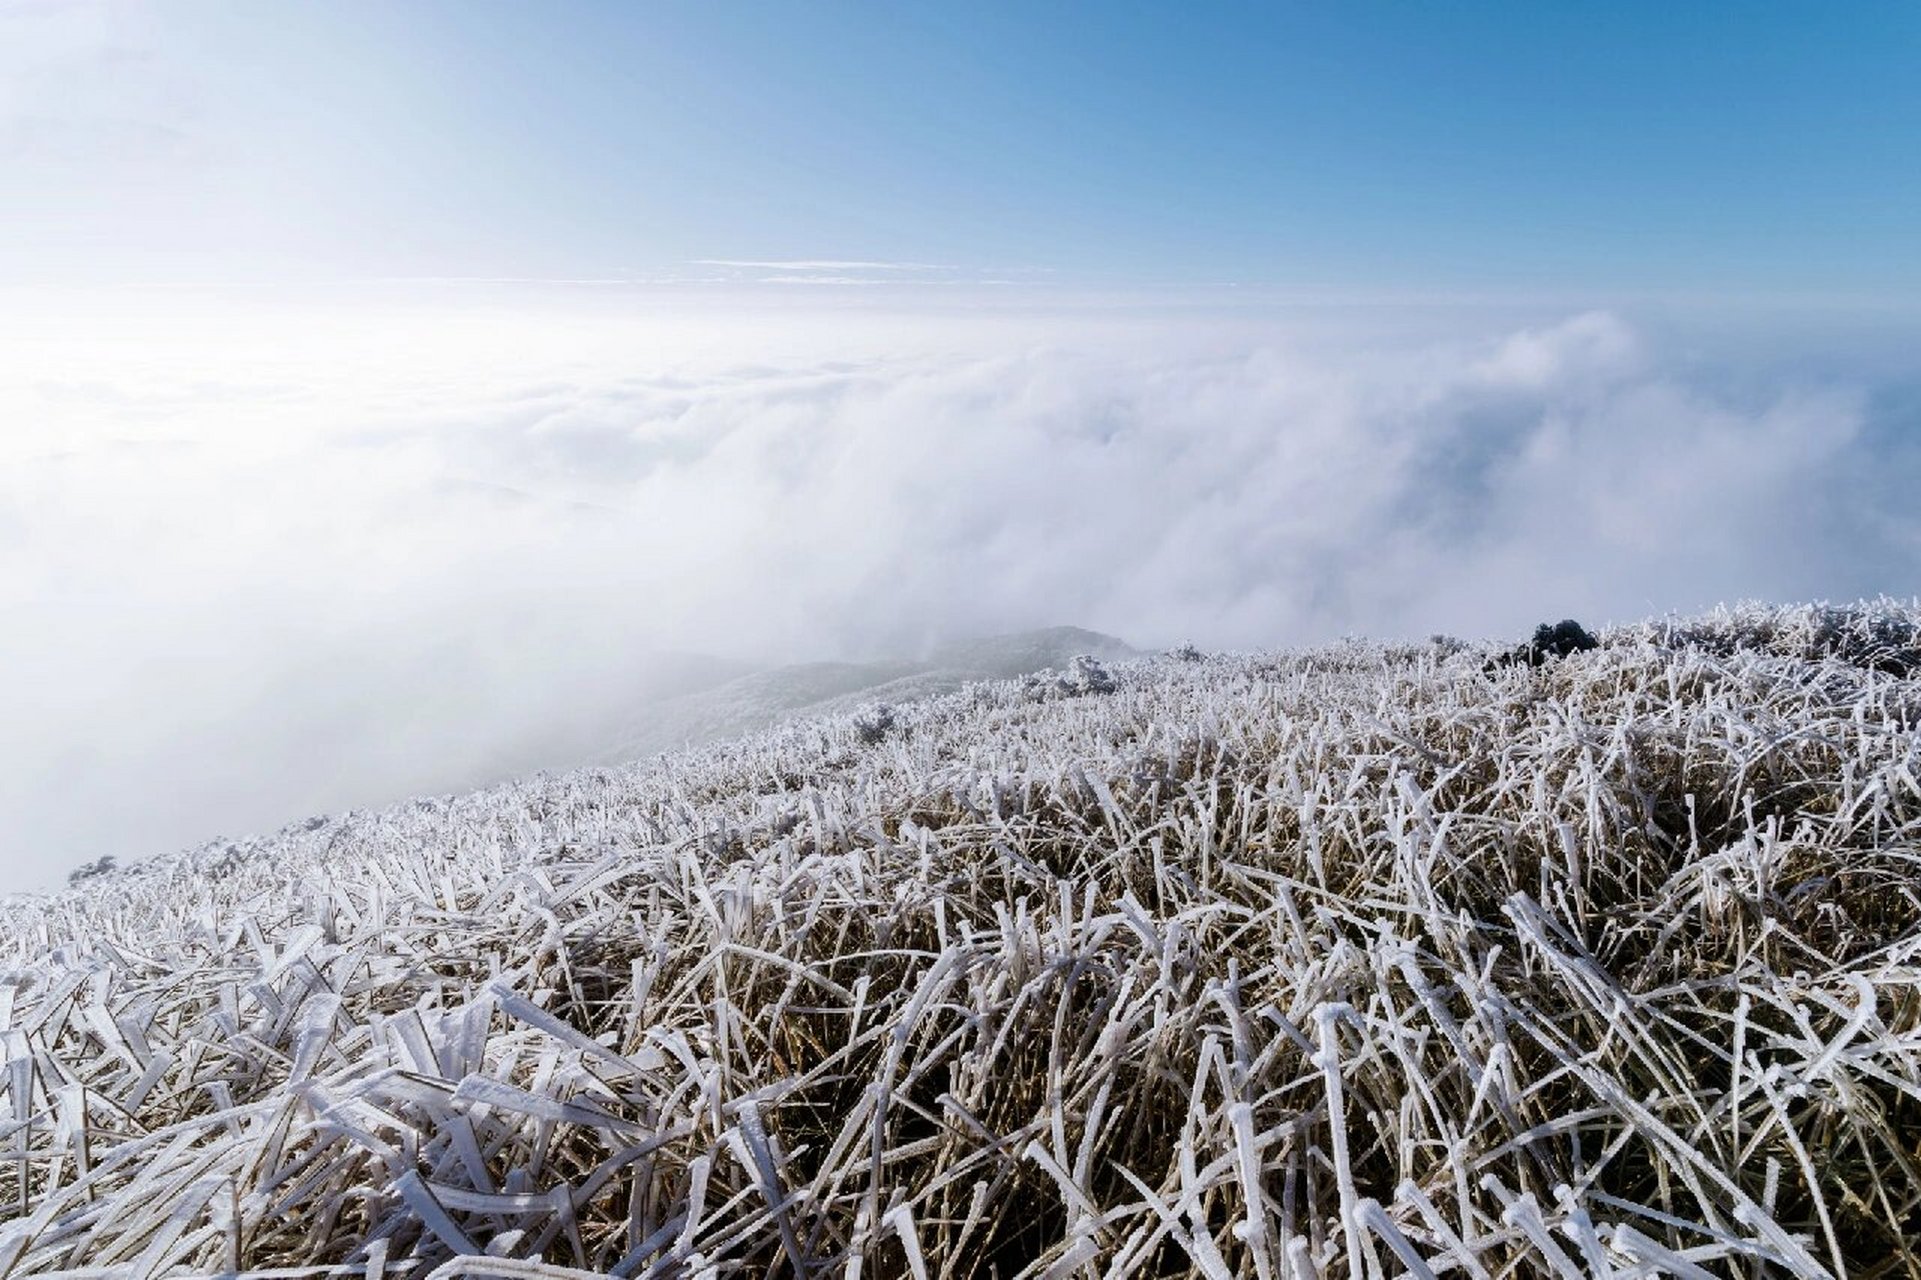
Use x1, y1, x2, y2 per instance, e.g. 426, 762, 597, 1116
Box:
595, 626, 1138, 762
4, 604, 1921, 1277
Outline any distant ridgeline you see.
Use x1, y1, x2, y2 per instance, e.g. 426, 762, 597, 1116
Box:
591, 624, 1140, 763
5, 600, 1921, 1278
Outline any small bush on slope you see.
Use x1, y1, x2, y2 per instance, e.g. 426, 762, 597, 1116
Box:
4, 601, 1921, 1278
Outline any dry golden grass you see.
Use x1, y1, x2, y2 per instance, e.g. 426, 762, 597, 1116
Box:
5, 601, 1921, 1278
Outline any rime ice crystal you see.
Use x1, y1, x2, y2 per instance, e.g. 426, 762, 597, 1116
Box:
4, 600, 1920, 1277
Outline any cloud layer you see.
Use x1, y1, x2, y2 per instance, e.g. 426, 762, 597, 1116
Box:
2, 296, 1916, 886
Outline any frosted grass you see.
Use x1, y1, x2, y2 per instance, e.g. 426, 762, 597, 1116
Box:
4, 600, 1921, 1277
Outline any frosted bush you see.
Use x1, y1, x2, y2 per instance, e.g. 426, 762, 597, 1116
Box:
1022, 652, 1117, 701
850, 701, 896, 745
62, 855, 115, 886
1063, 652, 1115, 693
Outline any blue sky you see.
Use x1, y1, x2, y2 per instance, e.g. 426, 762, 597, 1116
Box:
6, 1, 1920, 294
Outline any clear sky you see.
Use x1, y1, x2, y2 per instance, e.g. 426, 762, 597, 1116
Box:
6, 1, 1920, 295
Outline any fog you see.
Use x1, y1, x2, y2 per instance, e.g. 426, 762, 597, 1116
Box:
4, 289, 1918, 889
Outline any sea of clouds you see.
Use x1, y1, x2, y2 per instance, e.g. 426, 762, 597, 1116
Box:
3, 290, 1917, 886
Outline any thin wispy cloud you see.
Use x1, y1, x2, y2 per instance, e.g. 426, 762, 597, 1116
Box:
368, 275, 682, 287
360, 266, 1046, 290
693, 259, 962, 272
755, 275, 912, 286
692, 260, 1055, 285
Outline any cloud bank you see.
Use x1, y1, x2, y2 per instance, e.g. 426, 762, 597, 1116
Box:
2, 296, 1916, 887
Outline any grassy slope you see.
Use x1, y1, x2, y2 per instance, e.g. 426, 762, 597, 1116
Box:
3, 603, 1920, 1278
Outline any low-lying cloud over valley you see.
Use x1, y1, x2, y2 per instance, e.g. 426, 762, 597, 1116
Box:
3, 293, 1916, 885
